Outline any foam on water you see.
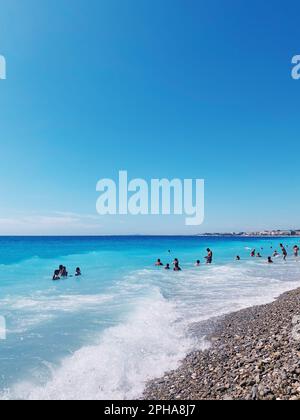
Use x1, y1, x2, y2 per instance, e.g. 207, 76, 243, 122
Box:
2, 293, 114, 312
7, 290, 193, 400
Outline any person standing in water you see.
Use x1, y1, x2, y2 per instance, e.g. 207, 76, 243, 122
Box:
173, 258, 179, 267
205, 248, 213, 264
293, 245, 299, 257
280, 243, 288, 261
174, 262, 182, 271
250, 249, 256, 258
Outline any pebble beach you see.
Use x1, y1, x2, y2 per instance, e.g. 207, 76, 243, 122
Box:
144, 288, 300, 401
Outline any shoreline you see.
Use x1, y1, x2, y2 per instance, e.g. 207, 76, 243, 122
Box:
143, 288, 300, 400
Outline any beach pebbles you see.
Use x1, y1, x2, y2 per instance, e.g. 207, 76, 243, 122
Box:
143, 288, 300, 401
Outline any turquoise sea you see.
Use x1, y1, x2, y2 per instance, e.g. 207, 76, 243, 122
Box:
0, 236, 300, 400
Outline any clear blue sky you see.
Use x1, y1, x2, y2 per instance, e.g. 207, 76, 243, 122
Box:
0, 0, 299, 235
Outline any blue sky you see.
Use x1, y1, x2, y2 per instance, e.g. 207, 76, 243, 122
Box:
0, 0, 299, 235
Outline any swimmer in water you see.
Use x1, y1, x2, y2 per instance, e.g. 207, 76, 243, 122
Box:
273, 250, 279, 257
75, 267, 82, 276
58, 265, 68, 277
236, 256, 241, 261
250, 249, 256, 258
293, 245, 299, 257
62, 266, 68, 277
155, 259, 163, 266
257, 253, 262, 258
195, 260, 201, 266
268, 257, 274, 264
165, 263, 170, 270
52, 270, 60, 281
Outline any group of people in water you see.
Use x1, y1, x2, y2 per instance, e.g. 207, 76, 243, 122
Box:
155, 244, 300, 270
155, 248, 213, 271
52, 265, 82, 281
247, 243, 299, 264
51, 243, 300, 280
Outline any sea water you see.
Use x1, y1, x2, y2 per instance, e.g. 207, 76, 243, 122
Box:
0, 236, 300, 400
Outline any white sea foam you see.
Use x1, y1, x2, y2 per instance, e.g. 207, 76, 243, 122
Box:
0, 293, 115, 333
8, 290, 193, 400
3, 294, 113, 312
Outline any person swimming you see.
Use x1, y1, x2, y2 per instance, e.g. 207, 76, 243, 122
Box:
165, 263, 170, 270
273, 250, 279, 257
75, 267, 82, 276
250, 249, 256, 257
62, 266, 68, 277
52, 270, 60, 281
155, 259, 163, 266
195, 260, 201, 266
205, 248, 213, 264
293, 245, 299, 257
257, 253, 262, 258
236, 256, 241, 261
58, 265, 68, 277
268, 257, 274, 264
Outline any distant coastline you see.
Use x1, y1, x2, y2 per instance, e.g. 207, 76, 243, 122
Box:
199, 230, 300, 238
1, 230, 300, 238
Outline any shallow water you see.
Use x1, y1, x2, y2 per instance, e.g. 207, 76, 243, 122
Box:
0, 236, 299, 400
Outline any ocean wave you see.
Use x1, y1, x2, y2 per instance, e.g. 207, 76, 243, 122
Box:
6, 290, 194, 400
